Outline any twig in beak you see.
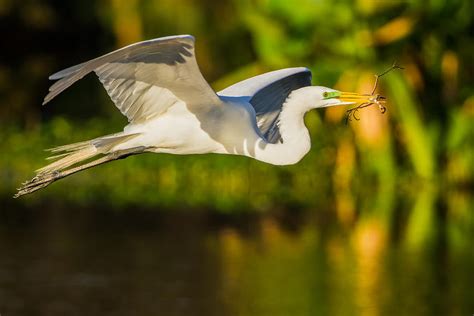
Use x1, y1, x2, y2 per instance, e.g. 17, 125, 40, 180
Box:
370, 61, 404, 95
345, 61, 403, 124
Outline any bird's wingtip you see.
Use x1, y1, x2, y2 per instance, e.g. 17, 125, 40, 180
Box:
300, 67, 311, 73
180, 34, 195, 43
148, 34, 195, 45
42, 94, 51, 106
48, 74, 60, 80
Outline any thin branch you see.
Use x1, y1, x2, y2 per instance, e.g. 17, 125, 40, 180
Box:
344, 61, 403, 124
371, 61, 404, 95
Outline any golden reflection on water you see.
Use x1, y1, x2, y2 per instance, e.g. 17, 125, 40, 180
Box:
0, 187, 472, 315
333, 138, 356, 226
352, 219, 387, 316
218, 227, 244, 299
213, 185, 473, 316
217, 217, 323, 315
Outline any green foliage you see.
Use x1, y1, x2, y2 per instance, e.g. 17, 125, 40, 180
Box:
0, 0, 472, 213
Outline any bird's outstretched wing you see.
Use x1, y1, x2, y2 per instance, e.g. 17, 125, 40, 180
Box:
218, 68, 312, 143
44, 35, 220, 123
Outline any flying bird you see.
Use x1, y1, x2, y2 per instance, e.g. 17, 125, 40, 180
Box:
15, 35, 374, 198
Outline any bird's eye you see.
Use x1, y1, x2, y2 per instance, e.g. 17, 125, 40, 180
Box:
323, 91, 341, 99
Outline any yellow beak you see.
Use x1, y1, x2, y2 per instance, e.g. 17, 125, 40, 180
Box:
338, 92, 374, 105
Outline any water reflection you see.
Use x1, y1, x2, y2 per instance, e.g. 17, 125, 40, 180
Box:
0, 190, 472, 315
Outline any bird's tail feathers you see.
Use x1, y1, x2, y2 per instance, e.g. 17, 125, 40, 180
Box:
15, 132, 142, 198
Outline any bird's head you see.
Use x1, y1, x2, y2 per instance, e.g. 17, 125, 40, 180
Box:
290, 86, 377, 111
284, 86, 388, 122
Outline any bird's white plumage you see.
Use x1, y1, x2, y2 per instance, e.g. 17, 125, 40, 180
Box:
16, 34, 352, 197
45, 35, 220, 122
218, 67, 310, 99
219, 68, 312, 143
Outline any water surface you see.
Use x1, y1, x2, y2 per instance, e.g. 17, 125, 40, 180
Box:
0, 202, 472, 316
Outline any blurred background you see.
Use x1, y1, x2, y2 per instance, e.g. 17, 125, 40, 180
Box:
0, 0, 473, 315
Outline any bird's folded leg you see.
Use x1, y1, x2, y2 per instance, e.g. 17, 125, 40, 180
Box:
14, 147, 146, 198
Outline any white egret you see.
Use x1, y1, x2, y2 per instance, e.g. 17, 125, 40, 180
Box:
15, 35, 377, 198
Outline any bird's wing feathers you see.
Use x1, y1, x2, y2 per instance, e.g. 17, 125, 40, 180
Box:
218, 68, 312, 143
44, 35, 220, 123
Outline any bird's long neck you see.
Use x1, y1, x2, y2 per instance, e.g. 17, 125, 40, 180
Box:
253, 93, 311, 165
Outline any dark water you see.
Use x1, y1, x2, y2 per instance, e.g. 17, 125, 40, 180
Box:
0, 203, 473, 316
